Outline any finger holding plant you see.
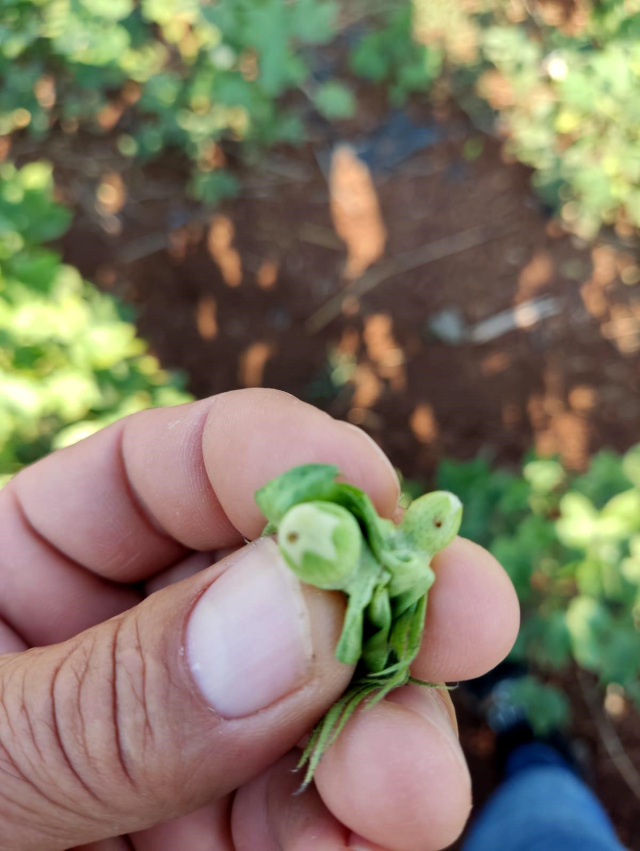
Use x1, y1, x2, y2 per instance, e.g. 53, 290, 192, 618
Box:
0, 389, 520, 851
256, 463, 463, 789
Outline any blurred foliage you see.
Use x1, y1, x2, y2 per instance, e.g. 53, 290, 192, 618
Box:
502, 675, 571, 736
5, 0, 640, 233
349, 5, 443, 104
409, 0, 640, 237
0, 162, 191, 485
435, 446, 640, 723
0, 0, 343, 202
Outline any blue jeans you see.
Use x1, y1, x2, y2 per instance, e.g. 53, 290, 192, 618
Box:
462, 743, 627, 851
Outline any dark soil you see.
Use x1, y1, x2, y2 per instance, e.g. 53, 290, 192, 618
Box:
47, 100, 640, 847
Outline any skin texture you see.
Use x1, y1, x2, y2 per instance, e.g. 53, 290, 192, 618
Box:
0, 389, 520, 851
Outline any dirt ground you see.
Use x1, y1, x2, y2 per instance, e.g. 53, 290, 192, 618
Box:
45, 97, 640, 845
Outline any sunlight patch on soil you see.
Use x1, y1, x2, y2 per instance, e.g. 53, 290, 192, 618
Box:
481, 351, 511, 376
362, 313, 406, 390
516, 250, 553, 300
196, 296, 218, 340
329, 145, 387, 280
581, 245, 616, 318
207, 215, 243, 287
568, 385, 597, 413
238, 341, 275, 387
410, 403, 439, 443
96, 172, 126, 215
256, 257, 279, 290
351, 363, 382, 409
601, 304, 640, 355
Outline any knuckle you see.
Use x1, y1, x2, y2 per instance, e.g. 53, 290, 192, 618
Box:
0, 648, 91, 843
104, 608, 181, 804
0, 607, 185, 840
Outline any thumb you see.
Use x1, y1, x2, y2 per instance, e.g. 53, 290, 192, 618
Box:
0, 538, 351, 851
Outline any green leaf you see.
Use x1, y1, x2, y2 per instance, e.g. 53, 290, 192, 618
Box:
520, 610, 572, 669
189, 170, 239, 205
556, 492, 598, 548
572, 449, 632, 507
314, 81, 356, 120
622, 444, 640, 487
566, 597, 613, 672
243, 0, 291, 96
255, 463, 340, 524
350, 33, 390, 82
600, 627, 640, 685
506, 676, 571, 736
291, 0, 337, 43
523, 459, 565, 494
79, 0, 134, 21
599, 488, 640, 538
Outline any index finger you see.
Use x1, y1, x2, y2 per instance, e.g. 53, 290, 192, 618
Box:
10, 389, 400, 582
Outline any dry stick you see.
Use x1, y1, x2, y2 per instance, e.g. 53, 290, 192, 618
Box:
117, 232, 169, 265
305, 224, 498, 335
577, 670, 640, 802
116, 210, 213, 264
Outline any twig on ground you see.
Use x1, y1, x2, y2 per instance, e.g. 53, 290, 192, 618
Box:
297, 222, 345, 251
305, 223, 498, 334
117, 233, 170, 265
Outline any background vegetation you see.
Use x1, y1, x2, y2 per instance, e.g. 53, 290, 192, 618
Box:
437, 447, 640, 731
0, 161, 190, 487
5, 1, 640, 228
1, 0, 639, 795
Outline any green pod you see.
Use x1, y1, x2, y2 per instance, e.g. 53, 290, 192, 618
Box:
278, 501, 362, 589
399, 491, 462, 555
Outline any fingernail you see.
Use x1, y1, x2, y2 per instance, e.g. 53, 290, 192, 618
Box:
186, 538, 313, 718
389, 685, 468, 774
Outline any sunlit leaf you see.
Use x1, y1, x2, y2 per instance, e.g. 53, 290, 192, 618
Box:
314, 81, 355, 120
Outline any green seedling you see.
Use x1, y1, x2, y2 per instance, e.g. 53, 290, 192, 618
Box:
256, 463, 463, 789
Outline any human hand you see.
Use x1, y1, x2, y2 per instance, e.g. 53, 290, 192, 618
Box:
0, 389, 519, 851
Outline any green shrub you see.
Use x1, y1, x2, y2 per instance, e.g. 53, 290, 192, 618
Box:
502, 675, 571, 737
5, 1, 640, 232
0, 161, 191, 484
349, 6, 443, 105
363, 0, 640, 238
435, 445, 640, 720
1, 0, 347, 203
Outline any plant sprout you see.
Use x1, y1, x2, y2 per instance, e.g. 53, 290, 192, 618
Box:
256, 463, 463, 789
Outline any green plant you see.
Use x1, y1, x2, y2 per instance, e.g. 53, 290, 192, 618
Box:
0, 161, 191, 484
351, 0, 640, 238
436, 445, 640, 721
349, 5, 443, 104
503, 675, 571, 737
1, 0, 341, 203
472, 4, 640, 237
256, 462, 462, 786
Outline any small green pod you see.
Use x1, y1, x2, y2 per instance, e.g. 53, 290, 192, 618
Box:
278, 501, 362, 589
399, 491, 462, 555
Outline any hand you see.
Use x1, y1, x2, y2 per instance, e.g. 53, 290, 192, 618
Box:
0, 389, 519, 851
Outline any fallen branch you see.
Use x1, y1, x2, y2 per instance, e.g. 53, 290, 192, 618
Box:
117, 232, 169, 265
305, 224, 497, 335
